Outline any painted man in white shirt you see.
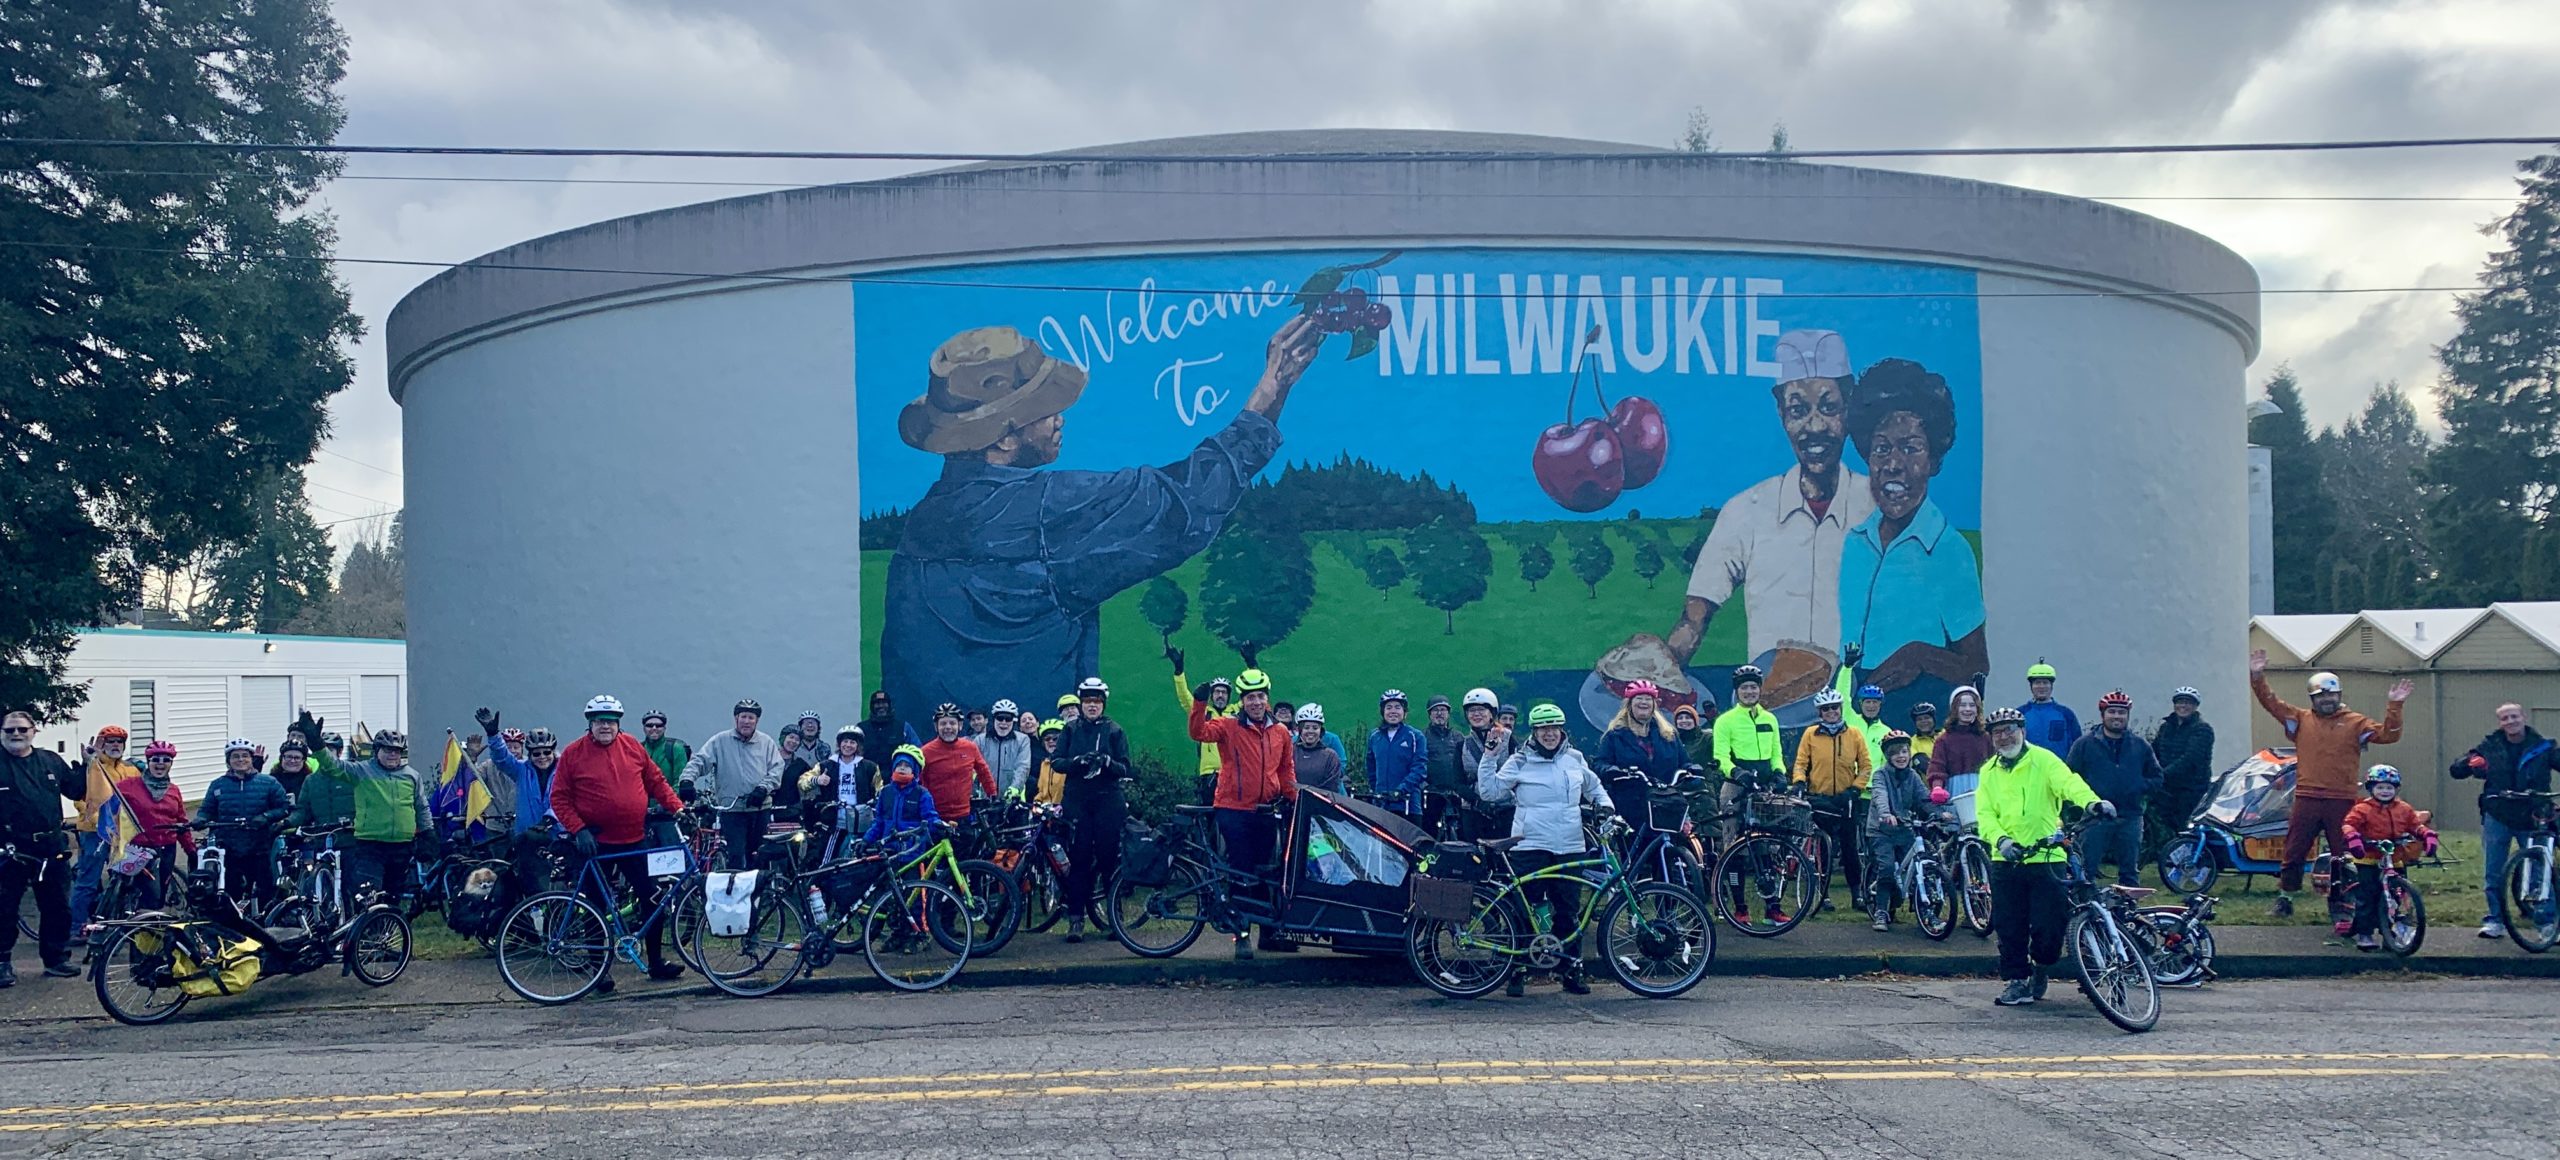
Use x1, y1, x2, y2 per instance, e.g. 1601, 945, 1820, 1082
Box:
1666, 328, 1875, 668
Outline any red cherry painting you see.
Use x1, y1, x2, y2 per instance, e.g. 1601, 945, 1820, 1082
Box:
1610, 396, 1669, 488
1533, 418, 1626, 513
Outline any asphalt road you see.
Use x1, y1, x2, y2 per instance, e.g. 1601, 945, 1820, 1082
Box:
2, 975, 2552, 1158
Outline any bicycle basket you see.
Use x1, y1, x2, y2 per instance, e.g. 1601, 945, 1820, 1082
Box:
1410, 875, 1477, 923
1747, 793, 1812, 832
1645, 789, 1693, 833
1425, 842, 1491, 882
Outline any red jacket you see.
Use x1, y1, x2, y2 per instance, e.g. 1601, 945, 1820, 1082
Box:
919, 737, 994, 821
2342, 797, 2433, 863
113, 777, 196, 856
2251, 674, 2403, 801
553, 732, 681, 845
1190, 702, 1297, 810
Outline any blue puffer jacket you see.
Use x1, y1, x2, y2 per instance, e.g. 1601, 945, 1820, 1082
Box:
193, 770, 291, 838
865, 780, 942, 862
1366, 723, 1432, 815
2019, 700, 2082, 756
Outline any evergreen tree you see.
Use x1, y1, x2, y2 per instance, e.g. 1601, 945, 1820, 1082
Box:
2428, 153, 2560, 605
2317, 384, 2436, 587
2250, 366, 2339, 612
1407, 518, 1491, 635
203, 469, 335, 632
1360, 543, 1406, 600
287, 514, 403, 639
1517, 541, 1556, 593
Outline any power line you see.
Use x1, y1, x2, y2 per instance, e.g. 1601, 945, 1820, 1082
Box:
6, 133, 2558, 163
304, 477, 401, 506
318, 446, 402, 478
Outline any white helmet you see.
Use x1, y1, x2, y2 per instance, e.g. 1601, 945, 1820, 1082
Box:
990, 699, 1020, 717
1295, 703, 1326, 725
2307, 672, 2341, 695
583, 694, 626, 718
1812, 689, 1845, 709
224, 738, 256, 755
1462, 687, 1499, 710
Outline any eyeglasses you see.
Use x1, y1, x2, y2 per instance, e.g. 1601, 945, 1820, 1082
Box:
0, 726, 30, 735
146, 755, 173, 764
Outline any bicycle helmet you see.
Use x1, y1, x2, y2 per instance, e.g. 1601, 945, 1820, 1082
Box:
2308, 672, 2341, 694
1812, 689, 1844, 709
1206, 676, 1233, 693
835, 723, 864, 742
1380, 688, 1408, 705
1879, 729, 1913, 750
796, 710, 822, 724
1077, 677, 1110, 698
97, 725, 128, 741
1909, 702, 1938, 722
2363, 764, 2402, 787
1038, 718, 1064, 737
1731, 664, 1765, 687
583, 694, 625, 719
144, 740, 177, 760
1525, 703, 1568, 728
889, 744, 926, 772
224, 737, 256, 755
1620, 680, 1660, 700
1462, 687, 1499, 710
640, 710, 668, 727
2097, 689, 2133, 711
1235, 669, 1272, 694
1985, 706, 2027, 730
1295, 703, 1326, 724
732, 698, 762, 717
990, 699, 1019, 718
933, 702, 963, 722
2171, 686, 2202, 705
278, 737, 309, 756
526, 728, 558, 750
2026, 659, 2057, 681
1855, 684, 1883, 702
322, 732, 344, 751
1498, 703, 1519, 718
500, 727, 527, 745
370, 728, 407, 751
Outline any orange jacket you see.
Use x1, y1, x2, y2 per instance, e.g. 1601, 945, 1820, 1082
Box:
2342, 797, 2433, 863
1189, 702, 1296, 810
2250, 673, 2402, 801
919, 738, 995, 821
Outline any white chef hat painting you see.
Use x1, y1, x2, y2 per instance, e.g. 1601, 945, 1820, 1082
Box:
1773, 329, 1850, 384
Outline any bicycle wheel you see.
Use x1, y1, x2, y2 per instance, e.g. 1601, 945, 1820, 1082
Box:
1713, 835, 1814, 937
1404, 885, 1524, 999
663, 879, 710, 976
938, 858, 1020, 957
1914, 864, 1954, 940
863, 879, 969, 992
693, 882, 809, 998
1017, 859, 1066, 934
1107, 861, 1209, 958
91, 925, 191, 1026
2138, 908, 2209, 987
1597, 882, 1716, 999
2070, 914, 2160, 1033
494, 892, 611, 1005
2156, 832, 2218, 894
2503, 852, 2557, 953
2382, 874, 2427, 957
344, 908, 413, 986
1957, 840, 1995, 937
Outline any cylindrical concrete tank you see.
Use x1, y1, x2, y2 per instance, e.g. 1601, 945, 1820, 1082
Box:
391, 129, 2256, 760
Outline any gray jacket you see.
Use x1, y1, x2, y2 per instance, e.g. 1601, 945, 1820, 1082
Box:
1459, 729, 1522, 797
1864, 761, 1944, 840
680, 729, 783, 808
975, 729, 1036, 797
1477, 745, 1609, 855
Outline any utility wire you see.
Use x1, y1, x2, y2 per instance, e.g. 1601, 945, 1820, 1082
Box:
5, 133, 2558, 163
318, 446, 403, 479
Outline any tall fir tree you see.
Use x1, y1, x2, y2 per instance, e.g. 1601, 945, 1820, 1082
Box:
2427, 153, 2560, 605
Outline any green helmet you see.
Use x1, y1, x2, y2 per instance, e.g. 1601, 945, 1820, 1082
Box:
1525, 703, 1568, 728
1234, 668, 1272, 694
2026, 658, 2058, 681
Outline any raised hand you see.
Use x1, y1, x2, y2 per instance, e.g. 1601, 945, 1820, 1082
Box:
2249, 649, 2268, 676
2387, 678, 2415, 703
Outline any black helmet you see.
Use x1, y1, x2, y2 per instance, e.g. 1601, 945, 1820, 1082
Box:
733, 699, 762, 717
1731, 665, 1765, 687
640, 710, 668, 727
933, 702, 963, 721
370, 728, 407, 752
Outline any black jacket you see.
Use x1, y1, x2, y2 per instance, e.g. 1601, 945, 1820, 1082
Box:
2151, 714, 2217, 793
1424, 725, 1464, 794
0, 746, 79, 854
2452, 728, 2555, 829
1056, 715, 1133, 805
2064, 727, 2164, 810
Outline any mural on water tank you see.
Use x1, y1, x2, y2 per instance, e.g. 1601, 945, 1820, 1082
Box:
854, 247, 1987, 762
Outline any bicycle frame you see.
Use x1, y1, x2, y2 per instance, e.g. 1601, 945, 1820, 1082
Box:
573, 844, 697, 969
1453, 834, 1648, 965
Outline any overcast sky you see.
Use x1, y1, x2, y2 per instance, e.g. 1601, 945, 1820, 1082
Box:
299, 0, 2560, 537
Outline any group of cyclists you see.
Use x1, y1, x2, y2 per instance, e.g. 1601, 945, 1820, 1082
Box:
6, 639, 2550, 1006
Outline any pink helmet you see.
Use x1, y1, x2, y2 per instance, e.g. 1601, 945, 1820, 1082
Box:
1621, 679, 1662, 700
143, 740, 177, 760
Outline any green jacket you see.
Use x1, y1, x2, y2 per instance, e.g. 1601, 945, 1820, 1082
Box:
293, 750, 428, 843
1712, 704, 1783, 771
642, 736, 692, 786
1974, 744, 2099, 865
1837, 667, 1891, 774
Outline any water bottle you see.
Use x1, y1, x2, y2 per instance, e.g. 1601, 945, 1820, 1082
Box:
806, 884, 830, 929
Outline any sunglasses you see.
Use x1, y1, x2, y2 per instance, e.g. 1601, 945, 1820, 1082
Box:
529, 747, 557, 756
0, 726, 31, 735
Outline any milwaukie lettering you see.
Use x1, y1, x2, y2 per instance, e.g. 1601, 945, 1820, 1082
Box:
1375, 273, 1781, 379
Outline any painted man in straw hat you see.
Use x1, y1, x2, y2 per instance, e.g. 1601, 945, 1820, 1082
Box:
881, 317, 1322, 720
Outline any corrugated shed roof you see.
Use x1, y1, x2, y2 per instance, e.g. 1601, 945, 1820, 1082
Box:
2252, 614, 2355, 663
2356, 607, 2489, 661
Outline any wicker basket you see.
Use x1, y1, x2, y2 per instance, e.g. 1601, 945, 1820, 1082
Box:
1747, 792, 1814, 833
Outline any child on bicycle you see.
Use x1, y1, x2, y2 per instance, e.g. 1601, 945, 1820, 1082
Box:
2341, 764, 2437, 951
1863, 730, 1945, 932
865, 746, 942, 863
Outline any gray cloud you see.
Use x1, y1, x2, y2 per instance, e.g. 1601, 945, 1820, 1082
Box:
302, 0, 2559, 526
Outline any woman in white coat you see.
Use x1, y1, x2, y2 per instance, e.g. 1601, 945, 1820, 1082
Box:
1476, 702, 1615, 996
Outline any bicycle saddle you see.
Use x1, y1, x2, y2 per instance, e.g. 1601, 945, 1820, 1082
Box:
1479, 836, 1526, 853
2106, 884, 2156, 899
1174, 805, 1218, 817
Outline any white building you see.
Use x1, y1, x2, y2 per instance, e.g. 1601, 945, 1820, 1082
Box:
27, 629, 408, 798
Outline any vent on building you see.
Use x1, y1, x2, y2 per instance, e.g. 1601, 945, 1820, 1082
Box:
2359, 627, 2374, 655
129, 680, 156, 742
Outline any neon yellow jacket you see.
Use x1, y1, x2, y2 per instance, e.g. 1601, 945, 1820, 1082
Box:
1712, 704, 1783, 770
1171, 672, 1233, 776
1974, 744, 2100, 865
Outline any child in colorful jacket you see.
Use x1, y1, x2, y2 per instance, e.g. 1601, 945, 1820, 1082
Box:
2340, 764, 2438, 952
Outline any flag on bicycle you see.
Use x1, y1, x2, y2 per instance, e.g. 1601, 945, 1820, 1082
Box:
94, 788, 140, 887
430, 732, 474, 826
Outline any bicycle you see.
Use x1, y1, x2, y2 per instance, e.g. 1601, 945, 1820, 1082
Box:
86, 824, 192, 955
2010, 817, 2162, 1034
1106, 802, 1286, 958
265, 824, 354, 939
6, 840, 61, 945
688, 832, 973, 996
2487, 790, 2559, 953
1405, 815, 1716, 999
2137, 892, 2219, 987
2352, 837, 2428, 957
1708, 788, 1824, 937
1595, 767, 1713, 905
988, 800, 1075, 934
893, 828, 1021, 957
492, 842, 697, 1004
89, 859, 409, 1026
1877, 815, 1962, 940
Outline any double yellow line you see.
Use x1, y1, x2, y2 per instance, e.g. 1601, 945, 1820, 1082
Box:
2, 1051, 2544, 1133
